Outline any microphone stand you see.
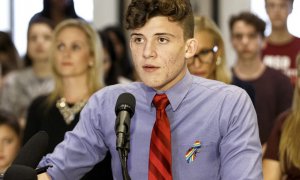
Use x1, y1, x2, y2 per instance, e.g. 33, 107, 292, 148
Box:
117, 135, 131, 180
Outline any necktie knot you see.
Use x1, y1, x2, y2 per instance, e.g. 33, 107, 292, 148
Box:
153, 94, 170, 110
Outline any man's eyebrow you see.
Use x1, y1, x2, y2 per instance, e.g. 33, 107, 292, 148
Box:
130, 32, 176, 37
130, 33, 142, 37
154, 33, 175, 37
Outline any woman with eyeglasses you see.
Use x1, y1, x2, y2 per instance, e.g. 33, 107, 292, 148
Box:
188, 15, 255, 104
188, 16, 229, 82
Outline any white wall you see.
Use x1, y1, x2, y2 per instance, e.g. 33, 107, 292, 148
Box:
93, 0, 118, 30
219, 0, 251, 67
192, 0, 212, 17
0, 0, 10, 31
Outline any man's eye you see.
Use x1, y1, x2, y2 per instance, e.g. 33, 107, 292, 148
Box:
234, 34, 242, 40
249, 33, 257, 39
29, 35, 37, 42
158, 37, 169, 43
133, 37, 144, 43
280, 4, 287, 9
44, 35, 52, 41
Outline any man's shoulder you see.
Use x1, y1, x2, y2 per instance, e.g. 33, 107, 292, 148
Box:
90, 82, 144, 103
263, 67, 293, 89
191, 76, 245, 96
292, 36, 300, 43
288, 36, 300, 48
265, 36, 300, 47
99, 81, 142, 93
265, 66, 289, 79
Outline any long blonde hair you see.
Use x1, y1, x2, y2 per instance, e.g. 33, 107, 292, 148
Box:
279, 53, 300, 172
47, 19, 104, 105
194, 16, 231, 84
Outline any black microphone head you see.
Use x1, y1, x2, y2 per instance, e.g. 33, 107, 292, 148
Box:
115, 92, 136, 117
13, 131, 48, 169
4, 165, 37, 180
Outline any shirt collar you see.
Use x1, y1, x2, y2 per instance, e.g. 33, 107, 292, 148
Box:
142, 71, 193, 111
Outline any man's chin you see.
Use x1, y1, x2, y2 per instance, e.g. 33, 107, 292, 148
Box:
142, 79, 164, 90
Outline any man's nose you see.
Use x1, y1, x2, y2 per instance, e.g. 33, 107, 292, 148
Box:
241, 35, 250, 45
143, 41, 156, 59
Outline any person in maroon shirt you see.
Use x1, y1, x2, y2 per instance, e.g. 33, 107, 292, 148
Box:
262, 0, 300, 86
263, 53, 300, 180
229, 12, 293, 150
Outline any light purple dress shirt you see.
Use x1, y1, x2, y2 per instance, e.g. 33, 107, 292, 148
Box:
39, 71, 262, 180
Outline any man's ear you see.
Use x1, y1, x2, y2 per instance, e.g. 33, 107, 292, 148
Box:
261, 37, 267, 49
184, 38, 198, 59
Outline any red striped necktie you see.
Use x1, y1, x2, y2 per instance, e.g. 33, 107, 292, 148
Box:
148, 94, 172, 180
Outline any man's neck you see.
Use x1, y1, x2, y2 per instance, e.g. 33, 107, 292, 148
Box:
234, 56, 266, 81
268, 26, 293, 44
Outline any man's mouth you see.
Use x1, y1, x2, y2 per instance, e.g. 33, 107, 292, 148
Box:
143, 65, 159, 72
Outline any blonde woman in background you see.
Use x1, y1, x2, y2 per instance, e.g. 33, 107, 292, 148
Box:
263, 53, 300, 179
23, 19, 112, 179
188, 15, 255, 103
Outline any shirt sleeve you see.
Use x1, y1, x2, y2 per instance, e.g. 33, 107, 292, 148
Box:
219, 88, 263, 180
38, 93, 109, 180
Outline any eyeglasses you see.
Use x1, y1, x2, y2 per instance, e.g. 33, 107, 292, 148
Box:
188, 46, 218, 65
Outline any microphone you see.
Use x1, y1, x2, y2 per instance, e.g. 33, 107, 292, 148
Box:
115, 92, 136, 150
115, 92, 135, 180
13, 131, 49, 169
1, 165, 37, 180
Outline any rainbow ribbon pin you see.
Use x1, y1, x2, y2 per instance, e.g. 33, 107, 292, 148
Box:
185, 140, 202, 163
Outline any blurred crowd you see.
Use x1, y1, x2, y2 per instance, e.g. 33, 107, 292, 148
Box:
0, 0, 299, 179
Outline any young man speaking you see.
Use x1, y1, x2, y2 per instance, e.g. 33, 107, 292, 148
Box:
38, 0, 262, 179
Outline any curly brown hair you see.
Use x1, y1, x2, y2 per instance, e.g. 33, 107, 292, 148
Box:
125, 0, 194, 40
229, 12, 266, 38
